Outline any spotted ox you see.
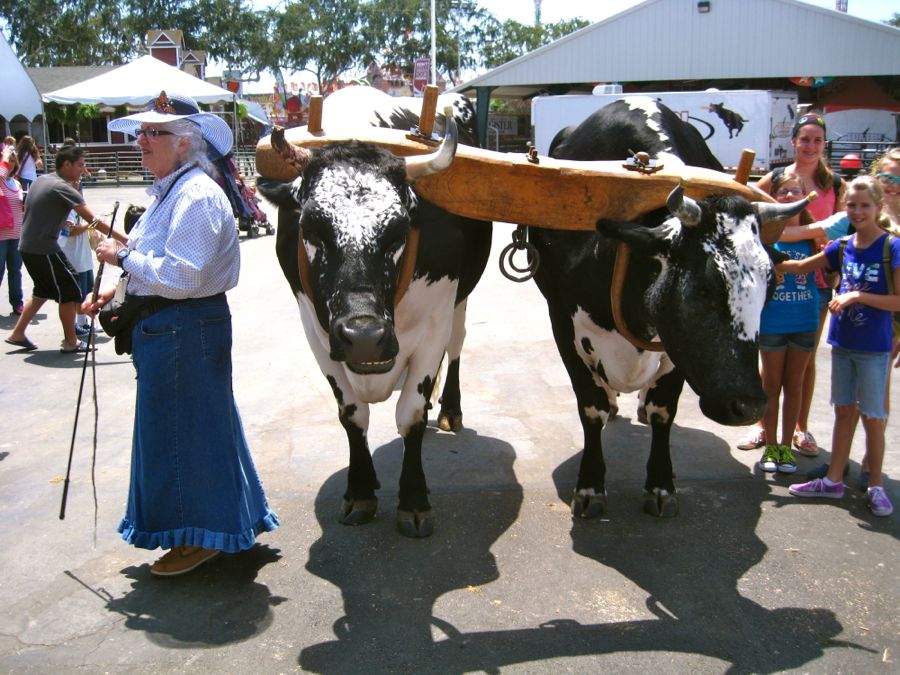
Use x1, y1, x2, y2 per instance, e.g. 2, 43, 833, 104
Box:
258, 87, 491, 537
532, 97, 808, 517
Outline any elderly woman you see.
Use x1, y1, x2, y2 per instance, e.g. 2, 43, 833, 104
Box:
84, 92, 278, 577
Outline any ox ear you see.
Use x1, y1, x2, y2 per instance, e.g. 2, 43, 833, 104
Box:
256, 177, 299, 209
596, 216, 671, 255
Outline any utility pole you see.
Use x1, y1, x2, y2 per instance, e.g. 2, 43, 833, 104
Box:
534, 0, 542, 26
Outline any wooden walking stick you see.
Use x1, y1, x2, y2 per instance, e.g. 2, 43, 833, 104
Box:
60, 201, 120, 521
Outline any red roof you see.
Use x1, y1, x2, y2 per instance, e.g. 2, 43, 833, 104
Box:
822, 77, 900, 113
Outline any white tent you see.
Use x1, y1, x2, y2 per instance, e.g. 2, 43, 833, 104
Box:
0, 33, 42, 122
43, 54, 236, 106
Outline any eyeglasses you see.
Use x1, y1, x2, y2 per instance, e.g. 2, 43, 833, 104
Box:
135, 128, 174, 139
876, 172, 900, 186
775, 188, 803, 198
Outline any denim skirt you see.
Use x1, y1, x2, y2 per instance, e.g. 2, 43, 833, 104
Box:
117, 294, 279, 552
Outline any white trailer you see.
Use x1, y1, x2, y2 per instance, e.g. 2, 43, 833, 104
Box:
531, 90, 799, 173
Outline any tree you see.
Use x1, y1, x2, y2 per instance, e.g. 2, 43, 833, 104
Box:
272, 0, 367, 92
360, 0, 490, 85
886, 12, 900, 28
477, 16, 589, 69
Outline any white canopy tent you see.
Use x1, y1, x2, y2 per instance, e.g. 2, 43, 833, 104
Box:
44, 54, 236, 106
43, 55, 244, 148
0, 32, 42, 126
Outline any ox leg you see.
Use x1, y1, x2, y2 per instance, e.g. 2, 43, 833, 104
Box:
547, 310, 610, 518
328, 376, 380, 526
573, 404, 609, 519
641, 365, 684, 518
395, 371, 440, 538
437, 300, 467, 432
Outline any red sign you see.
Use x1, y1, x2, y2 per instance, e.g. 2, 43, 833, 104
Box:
413, 57, 431, 96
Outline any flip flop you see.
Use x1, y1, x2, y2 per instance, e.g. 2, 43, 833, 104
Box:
5, 337, 38, 352
60, 340, 95, 354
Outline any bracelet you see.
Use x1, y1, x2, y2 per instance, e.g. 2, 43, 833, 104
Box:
88, 218, 102, 230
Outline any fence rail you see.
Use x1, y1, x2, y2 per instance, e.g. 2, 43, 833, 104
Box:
68, 148, 259, 187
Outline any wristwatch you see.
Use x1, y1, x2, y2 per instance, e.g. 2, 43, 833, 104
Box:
116, 247, 131, 266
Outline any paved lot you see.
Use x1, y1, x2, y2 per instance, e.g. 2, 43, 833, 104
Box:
0, 184, 897, 673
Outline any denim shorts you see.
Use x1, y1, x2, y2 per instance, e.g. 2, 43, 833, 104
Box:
830, 346, 890, 419
759, 330, 817, 353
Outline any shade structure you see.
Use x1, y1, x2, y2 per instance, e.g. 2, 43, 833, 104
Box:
43, 55, 236, 107
0, 33, 42, 121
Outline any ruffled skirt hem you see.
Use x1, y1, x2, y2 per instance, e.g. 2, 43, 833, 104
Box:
117, 510, 280, 553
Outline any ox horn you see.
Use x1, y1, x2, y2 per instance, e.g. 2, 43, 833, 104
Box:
752, 191, 818, 224
666, 184, 702, 227
405, 107, 458, 181
271, 126, 311, 174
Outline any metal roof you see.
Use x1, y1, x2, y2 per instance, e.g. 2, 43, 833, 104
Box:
26, 66, 119, 95
456, 0, 900, 93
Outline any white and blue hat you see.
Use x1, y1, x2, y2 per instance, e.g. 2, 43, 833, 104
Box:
108, 90, 233, 157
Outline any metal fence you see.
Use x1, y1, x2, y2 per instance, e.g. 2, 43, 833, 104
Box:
827, 136, 894, 177
61, 148, 260, 187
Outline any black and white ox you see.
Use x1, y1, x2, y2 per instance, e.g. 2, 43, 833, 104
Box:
535, 97, 808, 517
258, 87, 491, 537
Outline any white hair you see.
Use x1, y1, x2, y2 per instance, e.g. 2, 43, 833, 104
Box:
161, 119, 219, 180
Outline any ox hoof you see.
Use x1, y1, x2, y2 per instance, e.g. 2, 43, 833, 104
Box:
396, 509, 434, 538
636, 405, 648, 425
571, 489, 608, 519
643, 489, 679, 518
438, 410, 463, 432
339, 498, 378, 525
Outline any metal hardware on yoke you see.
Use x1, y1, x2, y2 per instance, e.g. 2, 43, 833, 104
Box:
526, 147, 540, 164
499, 225, 540, 283
623, 149, 664, 175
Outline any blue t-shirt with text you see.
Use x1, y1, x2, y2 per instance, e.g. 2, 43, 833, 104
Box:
824, 233, 900, 352
761, 239, 819, 334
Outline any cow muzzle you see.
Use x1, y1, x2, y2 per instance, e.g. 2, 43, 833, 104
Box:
330, 314, 399, 374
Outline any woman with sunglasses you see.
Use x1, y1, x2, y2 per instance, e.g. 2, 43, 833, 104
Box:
83, 92, 278, 577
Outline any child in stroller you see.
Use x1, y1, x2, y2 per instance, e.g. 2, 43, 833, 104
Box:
214, 154, 275, 238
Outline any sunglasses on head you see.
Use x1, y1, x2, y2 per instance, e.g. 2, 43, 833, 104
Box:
876, 172, 900, 186
135, 128, 175, 139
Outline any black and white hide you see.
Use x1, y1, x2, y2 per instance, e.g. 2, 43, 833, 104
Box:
258, 87, 491, 537
532, 96, 809, 518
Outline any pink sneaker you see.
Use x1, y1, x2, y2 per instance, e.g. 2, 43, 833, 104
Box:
792, 430, 819, 457
737, 427, 766, 451
789, 478, 844, 499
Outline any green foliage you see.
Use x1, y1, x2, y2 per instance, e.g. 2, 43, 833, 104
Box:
45, 102, 101, 124
479, 16, 589, 69
886, 12, 900, 28
0, 0, 591, 86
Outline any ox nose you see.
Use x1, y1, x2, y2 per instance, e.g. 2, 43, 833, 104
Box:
331, 315, 396, 365
700, 393, 767, 426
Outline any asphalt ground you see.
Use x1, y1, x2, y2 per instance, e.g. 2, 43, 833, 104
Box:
0, 184, 897, 674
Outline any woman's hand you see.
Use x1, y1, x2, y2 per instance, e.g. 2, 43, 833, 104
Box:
81, 285, 116, 317
95, 239, 123, 266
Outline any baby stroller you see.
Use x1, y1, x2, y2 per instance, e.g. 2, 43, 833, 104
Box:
215, 155, 275, 239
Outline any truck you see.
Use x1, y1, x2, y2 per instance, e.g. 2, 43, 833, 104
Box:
531, 89, 800, 174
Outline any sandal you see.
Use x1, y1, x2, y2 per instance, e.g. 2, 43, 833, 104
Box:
60, 339, 95, 354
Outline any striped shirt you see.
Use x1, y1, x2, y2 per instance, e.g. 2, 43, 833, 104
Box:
121, 163, 240, 299
0, 161, 24, 241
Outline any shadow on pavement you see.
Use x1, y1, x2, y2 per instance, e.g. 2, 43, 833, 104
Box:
101, 544, 286, 647
298, 417, 860, 674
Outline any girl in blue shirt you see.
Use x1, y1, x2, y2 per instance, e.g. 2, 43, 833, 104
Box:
777, 176, 900, 517
756, 172, 819, 475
